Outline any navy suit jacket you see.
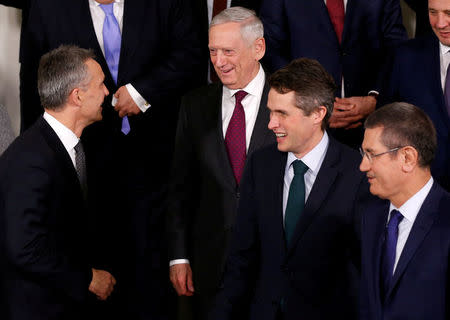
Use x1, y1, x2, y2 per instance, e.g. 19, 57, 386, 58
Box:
360, 182, 450, 320
0, 117, 92, 320
210, 136, 371, 320
381, 35, 450, 191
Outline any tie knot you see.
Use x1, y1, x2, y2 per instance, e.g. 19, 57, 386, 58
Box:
292, 160, 308, 176
99, 3, 114, 15
74, 141, 84, 154
234, 90, 248, 104
389, 209, 403, 226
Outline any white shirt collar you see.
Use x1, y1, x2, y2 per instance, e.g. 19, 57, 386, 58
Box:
223, 64, 265, 100
43, 112, 79, 154
440, 42, 450, 55
389, 177, 434, 223
286, 131, 329, 174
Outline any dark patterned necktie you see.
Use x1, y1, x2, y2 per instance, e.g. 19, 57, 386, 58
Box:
74, 141, 88, 198
225, 90, 248, 185
284, 160, 309, 246
380, 209, 403, 299
327, 0, 345, 43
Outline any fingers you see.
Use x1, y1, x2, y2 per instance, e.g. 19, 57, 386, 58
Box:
170, 264, 195, 296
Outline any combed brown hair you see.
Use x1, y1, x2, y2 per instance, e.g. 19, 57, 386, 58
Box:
268, 58, 337, 129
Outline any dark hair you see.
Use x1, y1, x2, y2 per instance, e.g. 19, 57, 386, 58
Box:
364, 102, 437, 167
268, 58, 336, 129
38, 45, 95, 110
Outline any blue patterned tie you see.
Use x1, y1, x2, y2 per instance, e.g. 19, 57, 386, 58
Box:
381, 209, 403, 299
100, 3, 130, 135
284, 160, 309, 246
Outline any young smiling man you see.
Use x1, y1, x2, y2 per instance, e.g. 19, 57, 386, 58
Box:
209, 58, 371, 320
359, 102, 450, 320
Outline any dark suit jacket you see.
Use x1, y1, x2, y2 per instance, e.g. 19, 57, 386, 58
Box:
0, 117, 92, 320
359, 182, 450, 320
380, 35, 450, 191
210, 136, 371, 320
167, 80, 274, 296
259, 0, 407, 147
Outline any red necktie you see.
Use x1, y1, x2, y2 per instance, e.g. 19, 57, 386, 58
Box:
225, 90, 248, 185
212, 0, 227, 18
327, 0, 345, 43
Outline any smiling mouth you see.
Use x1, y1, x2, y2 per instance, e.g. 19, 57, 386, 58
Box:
275, 133, 286, 137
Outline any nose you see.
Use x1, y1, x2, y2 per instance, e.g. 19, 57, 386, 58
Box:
268, 113, 278, 131
103, 84, 109, 96
359, 155, 370, 173
435, 12, 448, 29
214, 51, 226, 68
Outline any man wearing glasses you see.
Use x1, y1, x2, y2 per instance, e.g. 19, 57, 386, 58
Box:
359, 102, 450, 320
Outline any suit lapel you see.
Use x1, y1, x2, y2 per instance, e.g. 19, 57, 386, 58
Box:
286, 137, 339, 255
342, 0, 355, 45
385, 183, 441, 300
274, 151, 289, 255
429, 36, 450, 130
368, 201, 390, 311
317, 0, 340, 46
38, 118, 83, 198
248, 82, 271, 155
118, 0, 145, 84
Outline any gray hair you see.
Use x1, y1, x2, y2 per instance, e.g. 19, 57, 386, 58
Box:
210, 6, 264, 44
38, 45, 96, 111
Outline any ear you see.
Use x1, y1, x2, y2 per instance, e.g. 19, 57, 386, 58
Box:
253, 37, 266, 61
400, 146, 419, 173
312, 106, 327, 125
68, 88, 83, 107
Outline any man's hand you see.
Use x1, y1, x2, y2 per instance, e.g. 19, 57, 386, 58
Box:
113, 86, 141, 118
329, 96, 377, 129
169, 263, 194, 296
89, 268, 116, 301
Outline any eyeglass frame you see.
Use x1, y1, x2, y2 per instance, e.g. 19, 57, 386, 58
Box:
359, 146, 404, 163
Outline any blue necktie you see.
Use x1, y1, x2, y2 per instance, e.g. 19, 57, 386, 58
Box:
100, 3, 130, 135
444, 61, 450, 116
381, 209, 403, 299
284, 160, 308, 246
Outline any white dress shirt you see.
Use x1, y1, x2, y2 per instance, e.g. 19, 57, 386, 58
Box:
43, 112, 80, 169
222, 65, 265, 151
170, 65, 266, 267
439, 42, 450, 91
388, 177, 434, 274
89, 0, 150, 112
282, 132, 329, 222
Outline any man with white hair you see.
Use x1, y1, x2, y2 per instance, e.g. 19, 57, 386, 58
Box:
166, 6, 274, 320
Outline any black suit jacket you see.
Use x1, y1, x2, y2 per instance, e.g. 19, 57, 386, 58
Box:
0, 117, 92, 320
210, 137, 371, 320
380, 35, 450, 191
167, 80, 274, 295
360, 182, 450, 320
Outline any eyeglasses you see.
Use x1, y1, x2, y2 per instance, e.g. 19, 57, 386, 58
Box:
359, 147, 402, 163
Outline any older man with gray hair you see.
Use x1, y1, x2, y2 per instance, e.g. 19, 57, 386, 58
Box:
166, 6, 274, 320
0, 45, 115, 320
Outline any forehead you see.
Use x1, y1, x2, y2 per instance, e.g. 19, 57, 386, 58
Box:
429, 0, 450, 10
362, 127, 385, 150
267, 89, 297, 110
85, 59, 104, 79
208, 22, 245, 46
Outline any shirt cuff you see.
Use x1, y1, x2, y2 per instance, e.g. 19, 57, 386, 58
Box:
368, 90, 379, 98
169, 259, 190, 267
125, 83, 151, 112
